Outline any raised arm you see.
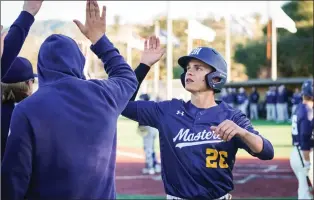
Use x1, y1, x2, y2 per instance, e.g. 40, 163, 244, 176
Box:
1, 1, 43, 79
74, 0, 138, 112
130, 36, 165, 101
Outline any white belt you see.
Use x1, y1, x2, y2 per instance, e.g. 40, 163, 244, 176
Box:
166, 193, 232, 200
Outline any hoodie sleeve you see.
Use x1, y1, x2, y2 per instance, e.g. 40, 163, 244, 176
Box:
90, 34, 138, 112
1, 11, 35, 79
1, 107, 33, 200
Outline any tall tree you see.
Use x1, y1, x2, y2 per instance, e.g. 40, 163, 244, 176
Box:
235, 1, 313, 78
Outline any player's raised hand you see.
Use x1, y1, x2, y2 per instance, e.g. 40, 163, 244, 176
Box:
23, 0, 44, 16
1, 25, 8, 58
210, 120, 247, 142
140, 36, 165, 67
73, 0, 106, 44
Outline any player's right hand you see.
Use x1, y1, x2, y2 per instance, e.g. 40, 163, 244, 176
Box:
140, 36, 165, 67
23, 0, 44, 16
74, 0, 106, 45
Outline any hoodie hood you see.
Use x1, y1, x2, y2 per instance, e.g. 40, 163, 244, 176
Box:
37, 34, 86, 86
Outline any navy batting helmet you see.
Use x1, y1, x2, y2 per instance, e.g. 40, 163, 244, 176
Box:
301, 79, 313, 98
178, 47, 227, 93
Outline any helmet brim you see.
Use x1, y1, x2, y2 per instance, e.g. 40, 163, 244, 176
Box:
178, 55, 210, 70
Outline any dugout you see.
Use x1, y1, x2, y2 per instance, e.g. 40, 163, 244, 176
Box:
223, 77, 311, 119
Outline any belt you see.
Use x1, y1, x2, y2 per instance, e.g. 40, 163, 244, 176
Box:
166, 193, 232, 200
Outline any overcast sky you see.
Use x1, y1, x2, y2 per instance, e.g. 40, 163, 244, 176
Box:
1, 1, 287, 27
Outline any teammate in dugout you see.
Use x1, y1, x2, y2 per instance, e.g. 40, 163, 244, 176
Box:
122, 36, 274, 199
289, 79, 313, 200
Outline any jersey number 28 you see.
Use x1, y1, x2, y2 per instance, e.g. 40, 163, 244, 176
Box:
206, 148, 228, 168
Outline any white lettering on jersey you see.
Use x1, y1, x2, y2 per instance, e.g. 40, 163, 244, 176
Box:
291, 115, 298, 136
173, 128, 223, 148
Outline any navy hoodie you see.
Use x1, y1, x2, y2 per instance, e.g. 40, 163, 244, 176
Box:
1, 34, 138, 199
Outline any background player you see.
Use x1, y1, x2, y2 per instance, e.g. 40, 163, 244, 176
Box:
122, 41, 274, 199
137, 93, 161, 175
290, 79, 313, 199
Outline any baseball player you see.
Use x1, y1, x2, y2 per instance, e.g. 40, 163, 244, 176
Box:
137, 93, 161, 175
289, 79, 313, 200
122, 41, 274, 199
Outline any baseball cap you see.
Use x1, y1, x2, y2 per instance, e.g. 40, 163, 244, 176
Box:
2, 57, 37, 83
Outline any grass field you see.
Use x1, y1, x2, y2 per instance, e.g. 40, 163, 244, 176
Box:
115, 118, 295, 199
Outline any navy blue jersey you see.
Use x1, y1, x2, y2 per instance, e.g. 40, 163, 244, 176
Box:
291, 93, 302, 105
122, 100, 273, 199
291, 103, 314, 150
236, 92, 247, 104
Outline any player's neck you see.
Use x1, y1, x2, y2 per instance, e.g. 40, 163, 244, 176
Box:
190, 91, 217, 109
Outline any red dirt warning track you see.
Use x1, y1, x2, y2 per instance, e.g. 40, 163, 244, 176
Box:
116, 147, 297, 198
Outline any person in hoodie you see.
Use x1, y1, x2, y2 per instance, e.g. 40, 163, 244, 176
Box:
1, 57, 36, 160
1, 0, 43, 78
1, 1, 138, 199
122, 43, 274, 199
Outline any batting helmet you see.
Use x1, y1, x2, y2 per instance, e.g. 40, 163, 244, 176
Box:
301, 79, 313, 97
178, 47, 227, 93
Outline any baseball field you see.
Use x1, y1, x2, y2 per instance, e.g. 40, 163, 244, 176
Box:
115, 117, 296, 200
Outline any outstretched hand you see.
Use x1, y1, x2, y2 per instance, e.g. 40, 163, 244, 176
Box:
140, 36, 165, 67
1, 25, 8, 58
23, 0, 44, 16
74, 0, 106, 44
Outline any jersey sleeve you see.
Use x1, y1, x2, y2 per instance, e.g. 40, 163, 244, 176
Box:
298, 110, 313, 151
122, 100, 171, 129
232, 111, 274, 160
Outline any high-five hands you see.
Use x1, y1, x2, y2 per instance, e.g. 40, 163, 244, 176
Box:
140, 36, 165, 67
23, 0, 44, 16
74, 0, 106, 44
